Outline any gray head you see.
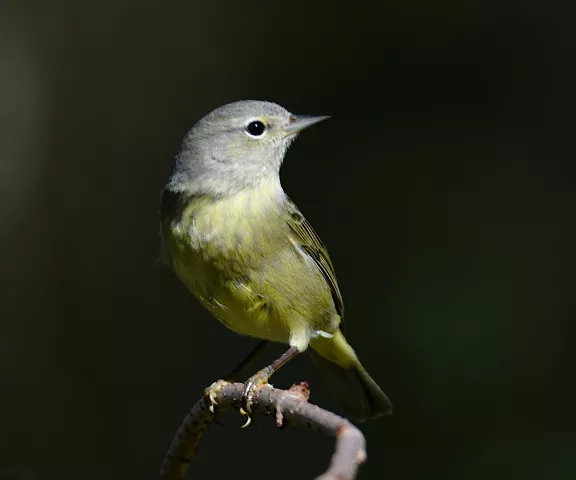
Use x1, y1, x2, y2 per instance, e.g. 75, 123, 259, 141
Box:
166, 100, 329, 197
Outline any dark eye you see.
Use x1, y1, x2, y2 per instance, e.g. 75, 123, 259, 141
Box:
246, 120, 266, 136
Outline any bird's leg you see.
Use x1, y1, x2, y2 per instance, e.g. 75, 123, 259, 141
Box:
205, 341, 269, 414
240, 346, 300, 425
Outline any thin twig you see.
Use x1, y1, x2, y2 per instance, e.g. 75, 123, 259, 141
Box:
159, 381, 367, 480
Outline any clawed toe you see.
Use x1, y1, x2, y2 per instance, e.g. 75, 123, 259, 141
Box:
239, 407, 252, 428
238, 367, 273, 427
204, 379, 230, 413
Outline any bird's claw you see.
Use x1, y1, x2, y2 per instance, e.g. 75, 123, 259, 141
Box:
204, 379, 230, 413
239, 408, 252, 428
239, 380, 257, 428
238, 366, 273, 427
242, 380, 256, 415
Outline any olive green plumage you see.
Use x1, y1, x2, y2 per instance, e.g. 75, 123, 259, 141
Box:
161, 100, 391, 421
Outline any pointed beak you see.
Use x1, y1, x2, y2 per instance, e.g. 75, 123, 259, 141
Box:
283, 114, 330, 136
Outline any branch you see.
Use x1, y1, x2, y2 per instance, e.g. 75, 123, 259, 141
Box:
159, 381, 367, 480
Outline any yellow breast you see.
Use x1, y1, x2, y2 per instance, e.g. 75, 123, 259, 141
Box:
164, 183, 295, 343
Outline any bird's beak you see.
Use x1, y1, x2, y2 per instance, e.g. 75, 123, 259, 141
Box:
283, 115, 330, 136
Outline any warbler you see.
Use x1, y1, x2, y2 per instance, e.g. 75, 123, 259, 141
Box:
160, 100, 392, 421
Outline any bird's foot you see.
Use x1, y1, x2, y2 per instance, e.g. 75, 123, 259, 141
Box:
204, 379, 231, 413
239, 366, 274, 428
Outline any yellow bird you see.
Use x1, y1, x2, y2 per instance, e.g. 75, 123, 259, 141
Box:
161, 100, 392, 421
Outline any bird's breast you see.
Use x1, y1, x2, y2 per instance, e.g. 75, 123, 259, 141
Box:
181, 186, 286, 263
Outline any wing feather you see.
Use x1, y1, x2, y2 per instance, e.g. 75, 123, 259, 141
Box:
285, 199, 345, 325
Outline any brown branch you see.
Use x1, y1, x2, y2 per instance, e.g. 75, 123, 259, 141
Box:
159, 381, 367, 480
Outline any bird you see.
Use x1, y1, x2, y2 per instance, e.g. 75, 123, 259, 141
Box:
160, 100, 392, 422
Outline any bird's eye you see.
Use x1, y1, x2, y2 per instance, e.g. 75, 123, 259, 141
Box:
246, 121, 266, 137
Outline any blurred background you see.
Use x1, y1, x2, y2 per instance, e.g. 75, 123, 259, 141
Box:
1, 1, 575, 479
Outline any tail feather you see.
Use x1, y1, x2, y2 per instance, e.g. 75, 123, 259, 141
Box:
309, 331, 392, 422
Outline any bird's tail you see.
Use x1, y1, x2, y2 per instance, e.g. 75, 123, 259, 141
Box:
309, 330, 392, 422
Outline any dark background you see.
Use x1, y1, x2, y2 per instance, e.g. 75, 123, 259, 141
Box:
1, 1, 575, 479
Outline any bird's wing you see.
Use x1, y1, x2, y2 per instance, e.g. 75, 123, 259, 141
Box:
285, 198, 345, 325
